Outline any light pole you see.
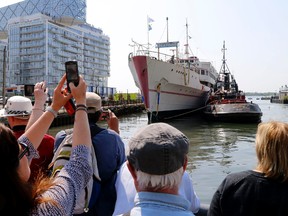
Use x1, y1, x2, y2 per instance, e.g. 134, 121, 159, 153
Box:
2, 46, 6, 107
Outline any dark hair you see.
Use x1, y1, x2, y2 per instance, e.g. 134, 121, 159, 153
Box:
0, 124, 34, 215
88, 111, 102, 123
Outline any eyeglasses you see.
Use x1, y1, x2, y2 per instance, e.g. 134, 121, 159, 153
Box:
18, 142, 30, 160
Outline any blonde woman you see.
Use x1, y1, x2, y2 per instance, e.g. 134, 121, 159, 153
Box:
208, 121, 288, 216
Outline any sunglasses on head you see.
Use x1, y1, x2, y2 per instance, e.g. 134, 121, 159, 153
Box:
18, 142, 30, 160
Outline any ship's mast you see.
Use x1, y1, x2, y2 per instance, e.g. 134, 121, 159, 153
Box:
220, 41, 231, 74
185, 19, 189, 59
221, 41, 231, 90
156, 18, 179, 60
222, 41, 227, 74
166, 17, 169, 42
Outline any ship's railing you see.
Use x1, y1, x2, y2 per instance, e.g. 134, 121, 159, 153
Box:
129, 40, 179, 62
128, 41, 216, 87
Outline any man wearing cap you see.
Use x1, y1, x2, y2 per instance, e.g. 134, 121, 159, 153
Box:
54, 92, 126, 216
112, 162, 200, 215
126, 122, 195, 216
0, 94, 54, 182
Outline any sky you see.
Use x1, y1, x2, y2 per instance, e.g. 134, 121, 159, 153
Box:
1, 0, 288, 93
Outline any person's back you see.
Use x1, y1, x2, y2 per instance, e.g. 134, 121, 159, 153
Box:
54, 92, 126, 215
126, 122, 195, 216
208, 121, 288, 216
209, 170, 288, 216
89, 127, 125, 215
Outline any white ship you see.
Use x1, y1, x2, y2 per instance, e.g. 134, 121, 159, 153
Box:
128, 22, 218, 122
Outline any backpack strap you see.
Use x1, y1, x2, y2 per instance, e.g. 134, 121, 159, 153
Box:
89, 123, 104, 183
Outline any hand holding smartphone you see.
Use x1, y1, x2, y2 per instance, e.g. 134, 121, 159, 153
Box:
101, 108, 110, 121
65, 60, 79, 92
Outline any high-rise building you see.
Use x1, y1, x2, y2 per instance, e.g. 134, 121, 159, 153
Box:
0, 0, 114, 98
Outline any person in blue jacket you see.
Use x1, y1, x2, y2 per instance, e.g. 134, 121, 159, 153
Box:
54, 92, 126, 216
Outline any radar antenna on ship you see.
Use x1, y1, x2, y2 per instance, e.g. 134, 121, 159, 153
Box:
220, 41, 231, 75
218, 41, 233, 91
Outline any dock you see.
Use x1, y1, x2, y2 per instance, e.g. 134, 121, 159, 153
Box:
0, 99, 145, 128
270, 97, 288, 104
51, 102, 145, 127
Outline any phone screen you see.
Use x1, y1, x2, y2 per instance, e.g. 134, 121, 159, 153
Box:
101, 109, 109, 120
24, 84, 35, 96
65, 61, 79, 92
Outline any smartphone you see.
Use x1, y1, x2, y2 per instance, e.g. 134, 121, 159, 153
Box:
64, 98, 76, 116
101, 108, 109, 120
65, 61, 79, 92
24, 84, 35, 96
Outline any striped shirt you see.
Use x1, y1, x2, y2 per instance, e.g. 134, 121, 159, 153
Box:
18, 135, 92, 216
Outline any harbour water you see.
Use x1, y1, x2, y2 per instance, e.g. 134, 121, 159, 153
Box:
47, 97, 288, 205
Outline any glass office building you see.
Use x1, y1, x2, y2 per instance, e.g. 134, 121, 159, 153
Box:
0, 0, 113, 98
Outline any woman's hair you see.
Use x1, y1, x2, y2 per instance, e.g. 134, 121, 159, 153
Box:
0, 123, 34, 215
136, 167, 183, 191
0, 124, 56, 215
32, 172, 57, 207
255, 121, 288, 182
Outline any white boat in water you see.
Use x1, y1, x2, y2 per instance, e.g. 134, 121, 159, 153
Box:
128, 21, 218, 122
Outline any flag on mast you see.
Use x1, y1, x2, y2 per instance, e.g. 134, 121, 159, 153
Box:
147, 16, 154, 31
148, 16, 154, 23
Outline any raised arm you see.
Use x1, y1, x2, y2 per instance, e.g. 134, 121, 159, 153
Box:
106, 110, 120, 134
69, 76, 91, 148
23, 75, 71, 150
26, 81, 48, 130
32, 76, 93, 215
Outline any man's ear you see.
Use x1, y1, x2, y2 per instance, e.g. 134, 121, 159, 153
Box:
127, 161, 141, 191
127, 161, 137, 181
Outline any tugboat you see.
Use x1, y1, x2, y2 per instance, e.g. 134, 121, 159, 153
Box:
203, 41, 262, 123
